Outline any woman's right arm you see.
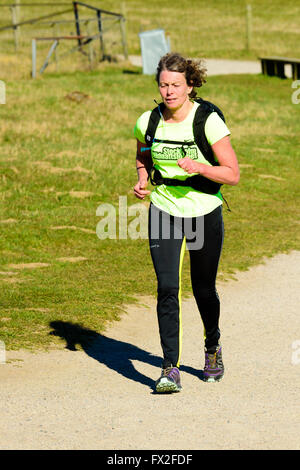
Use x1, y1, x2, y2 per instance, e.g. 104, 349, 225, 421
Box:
134, 140, 152, 200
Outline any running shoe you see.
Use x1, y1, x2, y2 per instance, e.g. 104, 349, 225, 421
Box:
155, 366, 182, 393
203, 345, 224, 382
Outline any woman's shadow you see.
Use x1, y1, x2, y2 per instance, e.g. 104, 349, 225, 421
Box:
49, 321, 203, 392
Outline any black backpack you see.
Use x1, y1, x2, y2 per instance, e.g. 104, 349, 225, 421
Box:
144, 98, 226, 196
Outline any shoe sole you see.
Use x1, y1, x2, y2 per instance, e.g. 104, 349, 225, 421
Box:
155, 378, 182, 393
203, 374, 224, 383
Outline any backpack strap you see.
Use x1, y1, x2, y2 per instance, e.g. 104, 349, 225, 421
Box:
144, 102, 166, 148
193, 98, 226, 166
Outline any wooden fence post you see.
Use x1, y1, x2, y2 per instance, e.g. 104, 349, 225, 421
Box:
120, 2, 128, 60
86, 19, 94, 66
10, 1, 20, 51
246, 4, 252, 51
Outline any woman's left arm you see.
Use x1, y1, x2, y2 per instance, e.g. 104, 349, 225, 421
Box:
178, 136, 240, 186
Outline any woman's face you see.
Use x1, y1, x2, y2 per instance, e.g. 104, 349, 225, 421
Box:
158, 70, 193, 111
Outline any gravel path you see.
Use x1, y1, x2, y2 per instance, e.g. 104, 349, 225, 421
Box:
128, 56, 263, 76
1, 251, 299, 450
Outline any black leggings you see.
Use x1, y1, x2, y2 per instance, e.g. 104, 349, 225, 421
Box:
148, 203, 224, 368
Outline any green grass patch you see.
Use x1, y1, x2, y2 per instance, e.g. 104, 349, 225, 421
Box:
0, 64, 299, 350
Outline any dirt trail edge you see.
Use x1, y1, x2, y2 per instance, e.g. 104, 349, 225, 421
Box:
0, 250, 299, 450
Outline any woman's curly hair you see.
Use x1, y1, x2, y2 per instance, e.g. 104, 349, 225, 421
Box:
155, 52, 207, 99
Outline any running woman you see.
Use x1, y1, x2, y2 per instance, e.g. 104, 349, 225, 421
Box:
133, 52, 239, 393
